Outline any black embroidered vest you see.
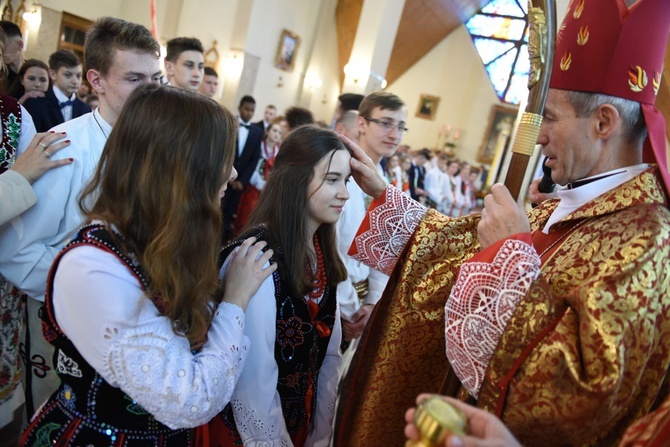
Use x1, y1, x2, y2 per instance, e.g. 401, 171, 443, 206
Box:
218, 227, 336, 443
21, 224, 194, 447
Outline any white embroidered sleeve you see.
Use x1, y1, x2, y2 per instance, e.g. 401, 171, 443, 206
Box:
304, 308, 342, 447
445, 238, 541, 398
423, 170, 444, 205
53, 245, 249, 429
361, 267, 389, 307
351, 184, 427, 275
221, 258, 293, 447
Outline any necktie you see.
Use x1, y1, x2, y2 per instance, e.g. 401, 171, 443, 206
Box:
239, 123, 250, 129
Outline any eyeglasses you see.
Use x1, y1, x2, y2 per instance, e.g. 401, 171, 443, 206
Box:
364, 117, 409, 134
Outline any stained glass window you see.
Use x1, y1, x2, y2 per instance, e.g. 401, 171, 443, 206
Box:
465, 0, 529, 105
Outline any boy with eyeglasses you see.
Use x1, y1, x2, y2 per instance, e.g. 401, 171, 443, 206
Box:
336, 91, 406, 366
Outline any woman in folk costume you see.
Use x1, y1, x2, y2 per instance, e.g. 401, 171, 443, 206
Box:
0, 28, 60, 446
211, 125, 347, 447
335, 0, 670, 445
21, 84, 276, 447
234, 120, 283, 234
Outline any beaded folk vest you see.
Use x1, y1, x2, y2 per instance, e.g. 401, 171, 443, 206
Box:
21, 224, 195, 447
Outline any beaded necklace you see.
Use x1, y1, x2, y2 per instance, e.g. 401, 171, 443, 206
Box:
306, 233, 330, 338
307, 234, 327, 300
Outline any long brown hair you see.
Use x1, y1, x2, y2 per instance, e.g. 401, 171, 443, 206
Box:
245, 125, 348, 297
80, 84, 236, 348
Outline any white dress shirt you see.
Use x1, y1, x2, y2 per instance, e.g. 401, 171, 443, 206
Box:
0, 110, 110, 301
424, 166, 446, 206
543, 164, 649, 233
336, 164, 389, 321
238, 117, 251, 155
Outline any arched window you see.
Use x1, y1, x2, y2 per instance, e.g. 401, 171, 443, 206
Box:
465, 0, 529, 105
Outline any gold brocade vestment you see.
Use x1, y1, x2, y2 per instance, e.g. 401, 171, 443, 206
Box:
335, 167, 670, 447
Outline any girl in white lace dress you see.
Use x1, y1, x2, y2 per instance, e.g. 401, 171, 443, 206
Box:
210, 125, 348, 447
21, 84, 276, 447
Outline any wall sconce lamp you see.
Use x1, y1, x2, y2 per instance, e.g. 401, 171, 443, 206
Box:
222, 50, 244, 79
305, 72, 323, 91
343, 63, 368, 84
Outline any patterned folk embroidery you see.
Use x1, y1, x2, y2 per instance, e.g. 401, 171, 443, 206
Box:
59, 384, 77, 410
33, 422, 62, 447
56, 350, 83, 378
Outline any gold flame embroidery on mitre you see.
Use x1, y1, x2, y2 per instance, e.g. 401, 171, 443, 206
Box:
573, 0, 585, 19
560, 52, 572, 71
628, 66, 648, 93
653, 71, 662, 95
577, 26, 589, 46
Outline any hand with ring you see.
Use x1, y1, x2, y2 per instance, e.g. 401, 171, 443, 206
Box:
11, 132, 72, 183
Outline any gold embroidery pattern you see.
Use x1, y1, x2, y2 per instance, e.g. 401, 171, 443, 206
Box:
336, 211, 481, 446
337, 168, 670, 447
629, 66, 648, 93
479, 169, 670, 446
573, 0, 585, 19
653, 71, 662, 95
560, 52, 573, 71
577, 25, 589, 46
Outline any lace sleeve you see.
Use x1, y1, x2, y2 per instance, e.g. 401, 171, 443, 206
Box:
222, 259, 293, 447
445, 237, 540, 398
103, 304, 248, 429
351, 185, 427, 275
53, 246, 249, 429
304, 311, 342, 447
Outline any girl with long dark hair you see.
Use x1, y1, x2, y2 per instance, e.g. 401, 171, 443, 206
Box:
213, 125, 350, 447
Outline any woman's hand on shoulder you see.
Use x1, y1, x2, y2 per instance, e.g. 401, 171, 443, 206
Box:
11, 132, 72, 183
222, 237, 277, 312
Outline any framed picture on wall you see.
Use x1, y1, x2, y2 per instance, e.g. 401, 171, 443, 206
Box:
415, 94, 440, 120
275, 29, 300, 72
477, 104, 519, 164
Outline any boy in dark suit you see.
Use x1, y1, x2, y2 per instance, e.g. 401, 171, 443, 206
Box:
407, 148, 431, 202
24, 49, 91, 132
222, 95, 263, 242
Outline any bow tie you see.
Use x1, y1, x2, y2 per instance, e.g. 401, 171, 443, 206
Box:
239, 123, 250, 129
59, 100, 74, 108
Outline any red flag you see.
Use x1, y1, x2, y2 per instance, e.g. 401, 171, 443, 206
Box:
150, 0, 158, 39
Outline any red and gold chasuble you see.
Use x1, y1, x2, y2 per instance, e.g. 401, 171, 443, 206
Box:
335, 167, 670, 447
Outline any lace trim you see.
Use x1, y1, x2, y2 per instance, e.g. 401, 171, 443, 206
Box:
352, 185, 427, 275
445, 238, 541, 397
231, 398, 292, 447
102, 320, 247, 429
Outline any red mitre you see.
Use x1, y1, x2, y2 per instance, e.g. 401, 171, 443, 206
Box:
550, 0, 670, 194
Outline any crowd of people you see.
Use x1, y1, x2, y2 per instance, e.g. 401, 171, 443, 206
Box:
0, 1, 669, 446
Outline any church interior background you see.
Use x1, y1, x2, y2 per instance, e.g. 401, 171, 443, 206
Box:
7, 0, 670, 194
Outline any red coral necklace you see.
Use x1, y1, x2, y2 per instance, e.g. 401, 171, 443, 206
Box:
307, 234, 327, 299
307, 233, 330, 338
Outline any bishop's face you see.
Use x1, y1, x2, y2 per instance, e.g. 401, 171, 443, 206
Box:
538, 89, 604, 186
